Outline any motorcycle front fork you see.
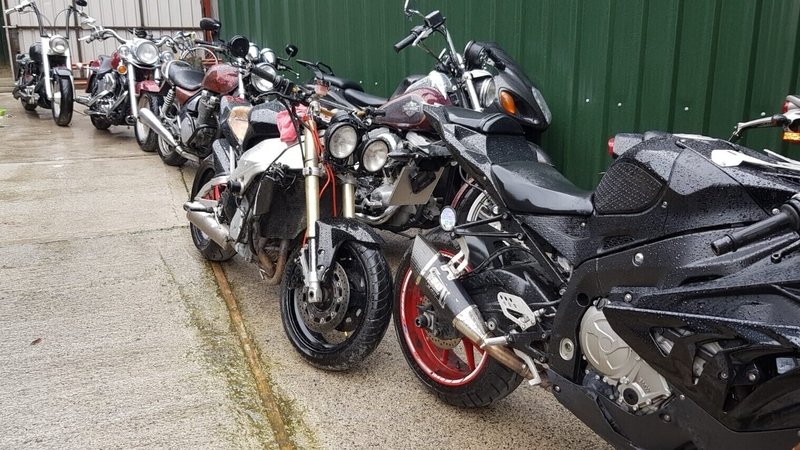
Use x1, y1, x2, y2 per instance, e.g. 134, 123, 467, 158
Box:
300, 112, 356, 304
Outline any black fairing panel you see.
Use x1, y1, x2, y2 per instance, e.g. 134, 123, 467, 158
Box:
242, 101, 284, 150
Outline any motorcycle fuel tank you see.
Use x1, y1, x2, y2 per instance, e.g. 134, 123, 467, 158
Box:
376, 87, 449, 130
202, 64, 239, 95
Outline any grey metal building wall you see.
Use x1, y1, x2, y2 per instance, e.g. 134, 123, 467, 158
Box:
219, 0, 800, 188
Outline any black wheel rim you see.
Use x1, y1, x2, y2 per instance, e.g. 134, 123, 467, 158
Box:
285, 244, 369, 353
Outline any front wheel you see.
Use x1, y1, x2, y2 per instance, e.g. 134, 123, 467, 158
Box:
393, 230, 522, 407
280, 241, 392, 371
135, 92, 162, 152
50, 75, 73, 127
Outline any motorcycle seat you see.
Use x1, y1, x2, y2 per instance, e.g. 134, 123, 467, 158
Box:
166, 61, 205, 91
491, 160, 593, 215
445, 107, 523, 135
322, 75, 363, 91
343, 88, 387, 108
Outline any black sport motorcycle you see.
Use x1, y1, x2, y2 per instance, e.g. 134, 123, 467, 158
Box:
5, 0, 85, 126
395, 104, 800, 449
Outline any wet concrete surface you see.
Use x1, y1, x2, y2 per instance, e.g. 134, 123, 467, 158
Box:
0, 94, 610, 449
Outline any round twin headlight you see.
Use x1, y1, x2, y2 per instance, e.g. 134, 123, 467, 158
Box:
260, 48, 277, 65
479, 78, 497, 109
362, 138, 389, 172
159, 51, 174, 63
251, 63, 276, 92
248, 43, 259, 61
135, 41, 159, 65
326, 123, 359, 159
49, 36, 68, 54
118, 45, 131, 59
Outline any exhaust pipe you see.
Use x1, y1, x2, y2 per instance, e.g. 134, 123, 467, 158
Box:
185, 202, 232, 250
138, 107, 178, 148
410, 236, 534, 380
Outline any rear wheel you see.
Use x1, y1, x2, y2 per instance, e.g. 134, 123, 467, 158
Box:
157, 133, 187, 166
280, 241, 392, 370
189, 158, 235, 261
51, 75, 73, 127
393, 229, 521, 407
135, 92, 161, 152
454, 183, 502, 229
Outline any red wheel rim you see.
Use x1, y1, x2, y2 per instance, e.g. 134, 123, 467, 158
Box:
398, 255, 488, 386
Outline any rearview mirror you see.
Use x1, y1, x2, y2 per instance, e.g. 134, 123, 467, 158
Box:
199, 17, 221, 32
228, 35, 250, 59
75, 0, 88, 7
285, 44, 298, 58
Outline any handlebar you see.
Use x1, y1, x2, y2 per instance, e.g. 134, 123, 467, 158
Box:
394, 25, 424, 52
712, 196, 800, 255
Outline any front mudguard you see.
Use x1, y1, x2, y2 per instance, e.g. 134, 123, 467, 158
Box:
52, 67, 73, 78
315, 218, 384, 281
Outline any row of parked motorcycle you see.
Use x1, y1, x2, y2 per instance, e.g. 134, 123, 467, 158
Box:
8, 0, 800, 448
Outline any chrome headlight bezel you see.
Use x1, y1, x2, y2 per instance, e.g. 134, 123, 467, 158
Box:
49, 35, 68, 55
260, 48, 277, 65
251, 63, 276, 93
118, 45, 132, 59
361, 138, 390, 172
325, 123, 359, 159
248, 43, 259, 61
478, 78, 497, 109
134, 41, 159, 66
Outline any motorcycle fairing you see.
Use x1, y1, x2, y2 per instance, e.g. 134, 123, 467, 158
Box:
315, 217, 385, 281
229, 137, 304, 193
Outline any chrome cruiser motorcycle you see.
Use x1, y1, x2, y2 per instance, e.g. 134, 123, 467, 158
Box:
5, 0, 83, 126
396, 104, 800, 449
184, 59, 392, 370
78, 20, 190, 151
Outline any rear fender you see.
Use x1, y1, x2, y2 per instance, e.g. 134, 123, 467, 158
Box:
315, 218, 384, 281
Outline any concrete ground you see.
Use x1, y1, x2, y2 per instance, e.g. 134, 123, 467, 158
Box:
0, 93, 609, 449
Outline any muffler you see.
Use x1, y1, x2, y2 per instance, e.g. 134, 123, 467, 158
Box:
138, 107, 178, 147
410, 236, 534, 380
185, 202, 232, 250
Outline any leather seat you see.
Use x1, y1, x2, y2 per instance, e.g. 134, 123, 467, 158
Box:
166, 61, 205, 91
343, 88, 387, 108
491, 160, 593, 215
323, 75, 362, 91
444, 106, 523, 135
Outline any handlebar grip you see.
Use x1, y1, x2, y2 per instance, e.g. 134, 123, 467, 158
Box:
711, 199, 800, 255
4, 7, 16, 14
394, 33, 417, 53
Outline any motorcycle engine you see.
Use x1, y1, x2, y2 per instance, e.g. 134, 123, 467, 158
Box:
181, 92, 219, 148
94, 73, 117, 114
579, 306, 672, 413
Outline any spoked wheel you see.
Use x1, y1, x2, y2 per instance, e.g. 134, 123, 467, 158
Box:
50, 75, 73, 127
280, 241, 392, 371
135, 93, 161, 152
156, 108, 186, 166
189, 158, 235, 261
393, 230, 522, 407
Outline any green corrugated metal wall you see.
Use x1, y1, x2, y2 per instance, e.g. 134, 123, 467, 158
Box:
220, 0, 800, 189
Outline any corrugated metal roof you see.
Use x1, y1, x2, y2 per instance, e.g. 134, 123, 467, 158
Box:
221, 0, 800, 188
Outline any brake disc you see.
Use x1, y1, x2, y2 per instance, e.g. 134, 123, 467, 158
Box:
297, 263, 350, 333
419, 298, 461, 349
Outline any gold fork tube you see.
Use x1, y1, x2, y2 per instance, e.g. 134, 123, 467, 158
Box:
341, 174, 356, 219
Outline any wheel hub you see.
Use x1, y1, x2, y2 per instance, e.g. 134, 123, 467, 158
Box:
298, 263, 350, 333
417, 299, 461, 349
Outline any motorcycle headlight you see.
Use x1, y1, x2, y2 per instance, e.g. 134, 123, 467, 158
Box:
325, 123, 359, 159
248, 43, 259, 61
49, 36, 68, 54
159, 51, 174, 63
532, 87, 552, 125
251, 63, 276, 93
479, 78, 497, 109
361, 138, 389, 172
260, 48, 277, 65
135, 41, 159, 65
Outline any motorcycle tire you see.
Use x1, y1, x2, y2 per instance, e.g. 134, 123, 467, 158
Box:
90, 115, 112, 131
157, 135, 187, 166
50, 75, 73, 127
453, 183, 502, 229
393, 228, 522, 407
280, 241, 392, 371
189, 158, 236, 261
135, 93, 162, 152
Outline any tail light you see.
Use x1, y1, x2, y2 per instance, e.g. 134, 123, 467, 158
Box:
783, 131, 800, 143
607, 137, 616, 157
